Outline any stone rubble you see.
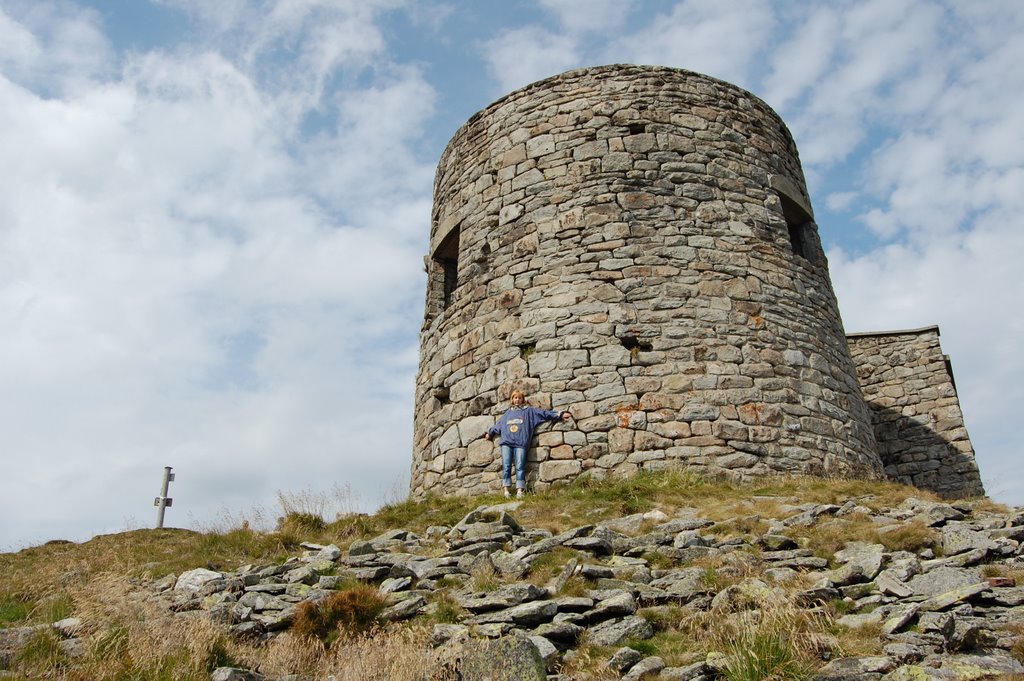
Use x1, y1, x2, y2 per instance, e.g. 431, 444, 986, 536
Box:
3, 494, 1023, 680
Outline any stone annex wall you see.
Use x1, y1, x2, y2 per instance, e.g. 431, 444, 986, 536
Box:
411, 64, 888, 499
847, 326, 984, 498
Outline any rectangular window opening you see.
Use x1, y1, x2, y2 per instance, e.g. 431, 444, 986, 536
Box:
433, 226, 460, 310
779, 193, 812, 260
787, 222, 807, 258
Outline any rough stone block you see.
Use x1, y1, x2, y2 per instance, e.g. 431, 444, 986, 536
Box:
539, 460, 582, 481
550, 444, 574, 460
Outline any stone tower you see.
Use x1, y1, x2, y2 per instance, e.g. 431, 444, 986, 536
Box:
411, 64, 889, 498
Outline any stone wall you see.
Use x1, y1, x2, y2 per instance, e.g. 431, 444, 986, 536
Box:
847, 327, 984, 498
411, 64, 886, 499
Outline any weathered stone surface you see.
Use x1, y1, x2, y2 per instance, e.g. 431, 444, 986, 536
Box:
412, 65, 988, 502
607, 646, 643, 673
623, 655, 666, 680
584, 591, 637, 622
882, 604, 920, 635
586, 615, 654, 646
876, 573, 914, 598
453, 633, 547, 681
470, 601, 558, 627
881, 654, 1024, 681
381, 594, 426, 621
175, 568, 223, 593
834, 542, 885, 581
907, 567, 980, 597
528, 635, 558, 672
815, 655, 896, 679
837, 611, 885, 629
882, 643, 925, 665
940, 524, 997, 556
659, 661, 713, 681
532, 620, 583, 642
459, 583, 545, 612
849, 329, 983, 499
379, 576, 412, 593
919, 582, 990, 612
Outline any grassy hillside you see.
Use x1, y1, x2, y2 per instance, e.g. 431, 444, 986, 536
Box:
0, 472, 1018, 680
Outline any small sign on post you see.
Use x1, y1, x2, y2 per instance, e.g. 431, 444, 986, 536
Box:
154, 466, 175, 528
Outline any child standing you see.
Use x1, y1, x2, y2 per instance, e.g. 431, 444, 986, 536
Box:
483, 389, 572, 498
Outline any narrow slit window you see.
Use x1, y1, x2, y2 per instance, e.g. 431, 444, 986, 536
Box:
787, 222, 806, 258
779, 193, 812, 259
433, 226, 460, 310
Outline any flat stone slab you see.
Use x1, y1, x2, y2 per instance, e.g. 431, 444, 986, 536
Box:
920, 582, 990, 612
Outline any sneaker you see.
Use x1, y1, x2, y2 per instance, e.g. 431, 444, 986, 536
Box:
503, 488, 511, 498
516, 489, 525, 499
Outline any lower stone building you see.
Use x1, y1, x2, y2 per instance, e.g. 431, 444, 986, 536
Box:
848, 326, 983, 498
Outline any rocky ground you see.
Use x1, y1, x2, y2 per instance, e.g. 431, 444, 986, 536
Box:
3, 491, 1024, 680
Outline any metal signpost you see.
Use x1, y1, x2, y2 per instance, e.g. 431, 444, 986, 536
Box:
154, 466, 175, 528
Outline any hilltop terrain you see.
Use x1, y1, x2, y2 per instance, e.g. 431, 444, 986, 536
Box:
2, 472, 1023, 680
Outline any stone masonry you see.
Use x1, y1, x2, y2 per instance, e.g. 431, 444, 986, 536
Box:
848, 326, 983, 498
411, 64, 982, 500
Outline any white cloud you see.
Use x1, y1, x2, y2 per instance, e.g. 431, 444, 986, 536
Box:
0, 0, 433, 549
610, 0, 775, 87
824, 191, 857, 212
539, 0, 634, 34
152, 0, 250, 33
304, 70, 437, 211
0, 7, 41, 67
0, 3, 113, 93
769, 0, 947, 167
480, 25, 581, 95
761, 7, 840, 110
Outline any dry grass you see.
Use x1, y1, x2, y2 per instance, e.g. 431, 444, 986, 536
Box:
427, 590, 464, 624
258, 626, 457, 681
514, 469, 931, 540
0, 527, 297, 631
1006, 624, 1024, 664
291, 585, 390, 645
468, 560, 499, 592
873, 519, 939, 554
713, 609, 817, 681
6, 572, 452, 681
799, 514, 938, 562
525, 547, 585, 587
558, 575, 590, 597
694, 595, 832, 681
8, 573, 237, 680
276, 483, 364, 522
830, 618, 885, 657
709, 514, 771, 539
0, 471, 960, 679
555, 639, 621, 681
567, 589, 836, 679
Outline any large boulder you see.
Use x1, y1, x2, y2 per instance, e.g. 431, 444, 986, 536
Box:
443, 632, 547, 681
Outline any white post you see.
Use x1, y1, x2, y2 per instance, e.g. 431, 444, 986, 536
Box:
154, 466, 175, 528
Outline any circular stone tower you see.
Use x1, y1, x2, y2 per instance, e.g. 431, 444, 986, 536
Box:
411, 64, 882, 498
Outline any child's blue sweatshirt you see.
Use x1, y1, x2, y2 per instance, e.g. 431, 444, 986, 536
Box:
487, 406, 564, 448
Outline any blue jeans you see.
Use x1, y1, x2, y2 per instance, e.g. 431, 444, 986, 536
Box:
501, 445, 527, 489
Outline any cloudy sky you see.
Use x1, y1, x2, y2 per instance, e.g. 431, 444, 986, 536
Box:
1, 0, 1021, 550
